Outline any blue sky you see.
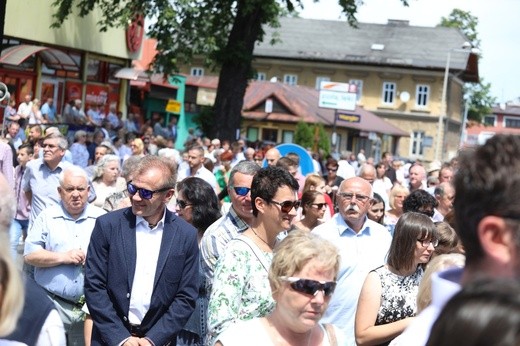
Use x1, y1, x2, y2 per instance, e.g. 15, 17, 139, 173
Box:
299, 0, 520, 103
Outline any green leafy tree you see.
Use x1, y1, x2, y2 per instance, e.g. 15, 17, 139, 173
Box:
315, 123, 330, 156
294, 121, 313, 149
51, 0, 409, 142
439, 9, 495, 122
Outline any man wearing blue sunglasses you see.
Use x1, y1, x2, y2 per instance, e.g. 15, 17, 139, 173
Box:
201, 160, 261, 291
85, 155, 199, 346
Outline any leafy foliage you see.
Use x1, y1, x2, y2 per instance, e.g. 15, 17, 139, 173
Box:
439, 9, 480, 49
294, 121, 313, 149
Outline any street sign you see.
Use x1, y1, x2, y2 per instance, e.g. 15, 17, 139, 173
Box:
336, 112, 360, 123
165, 99, 181, 114
319, 81, 357, 111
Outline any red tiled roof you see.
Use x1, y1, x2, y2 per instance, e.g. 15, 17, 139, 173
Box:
242, 81, 408, 136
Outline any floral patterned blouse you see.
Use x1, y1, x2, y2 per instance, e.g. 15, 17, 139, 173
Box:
373, 265, 424, 326
206, 235, 275, 345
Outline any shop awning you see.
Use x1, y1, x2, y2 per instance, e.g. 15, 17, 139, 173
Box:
114, 67, 150, 82
0, 44, 79, 71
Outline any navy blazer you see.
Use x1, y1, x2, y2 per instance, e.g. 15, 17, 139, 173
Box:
85, 207, 199, 346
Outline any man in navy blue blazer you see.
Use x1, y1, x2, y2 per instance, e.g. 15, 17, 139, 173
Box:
85, 155, 199, 346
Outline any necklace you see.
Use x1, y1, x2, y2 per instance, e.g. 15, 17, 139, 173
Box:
251, 227, 271, 248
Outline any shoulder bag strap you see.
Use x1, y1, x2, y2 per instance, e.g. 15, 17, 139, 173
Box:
323, 323, 338, 346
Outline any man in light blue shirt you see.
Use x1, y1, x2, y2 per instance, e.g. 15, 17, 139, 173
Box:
24, 165, 106, 345
312, 177, 392, 346
41, 98, 57, 123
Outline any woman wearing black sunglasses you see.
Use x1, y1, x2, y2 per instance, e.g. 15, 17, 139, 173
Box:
175, 177, 221, 346
291, 191, 326, 232
355, 212, 438, 346
215, 230, 344, 346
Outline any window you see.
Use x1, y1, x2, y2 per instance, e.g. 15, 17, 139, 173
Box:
190, 67, 204, 76
256, 72, 266, 81
283, 74, 298, 86
415, 84, 430, 107
504, 116, 520, 129
382, 82, 396, 104
483, 115, 496, 126
410, 131, 425, 157
315, 76, 331, 89
349, 79, 363, 102
282, 130, 294, 143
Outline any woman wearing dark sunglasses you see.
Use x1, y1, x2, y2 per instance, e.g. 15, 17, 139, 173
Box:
207, 167, 300, 345
291, 191, 326, 232
355, 212, 438, 346
174, 177, 221, 346
215, 230, 344, 346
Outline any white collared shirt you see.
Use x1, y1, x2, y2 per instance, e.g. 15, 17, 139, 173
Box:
128, 212, 166, 324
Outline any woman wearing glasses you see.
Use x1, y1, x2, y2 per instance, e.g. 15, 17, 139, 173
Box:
214, 230, 344, 345
175, 177, 221, 346
207, 167, 300, 345
291, 191, 326, 232
355, 212, 438, 346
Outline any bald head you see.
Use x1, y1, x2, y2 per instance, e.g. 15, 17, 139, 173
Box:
265, 148, 281, 167
358, 164, 376, 184
0, 173, 15, 232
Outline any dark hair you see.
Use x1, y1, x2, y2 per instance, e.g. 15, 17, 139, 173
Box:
300, 190, 323, 216
387, 212, 437, 271
286, 152, 300, 166
426, 279, 520, 346
369, 193, 386, 224
18, 142, 34, 156
325, 157, 338, 169
402, 190, 438, 217
176, 177, 221, 233
433, 221, 462, 257
276, 157, 297, 171
251, 166, 299, 217
455, 135, 520, 265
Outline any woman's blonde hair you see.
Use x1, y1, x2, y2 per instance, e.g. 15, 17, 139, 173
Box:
416, 253, 465, 312
388, 184, 410, 210
269, 230, 340, 295
303, 173, 325, 193
0, 234, 24, 336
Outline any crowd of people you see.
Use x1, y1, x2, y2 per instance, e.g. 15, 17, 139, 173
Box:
1, 95, 520, 346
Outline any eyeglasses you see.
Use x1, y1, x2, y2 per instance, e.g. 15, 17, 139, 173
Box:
270, 200, 301, 213
176, 199, 193, 209
127, 181, 171, 200
311, 203, 327, 209
280, 276, 337, 297
337, 192, 370, 203
231, 186, 251, 196
327, 167, 338, 172
417, 239, 439, 248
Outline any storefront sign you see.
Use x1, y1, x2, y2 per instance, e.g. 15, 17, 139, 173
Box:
166, 99, 181, 114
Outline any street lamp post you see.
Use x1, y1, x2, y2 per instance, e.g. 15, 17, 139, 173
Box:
435, 43, 475, 162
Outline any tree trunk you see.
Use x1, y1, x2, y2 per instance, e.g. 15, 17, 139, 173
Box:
211, 0, 268, 142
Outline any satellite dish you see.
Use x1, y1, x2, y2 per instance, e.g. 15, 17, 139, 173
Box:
399, 91, 410, 103
0, 82, 10, 102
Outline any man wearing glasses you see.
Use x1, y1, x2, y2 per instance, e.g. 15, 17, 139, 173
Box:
312, 177, 392, 346
85, 155, 199, 346
200, 160, 261, 290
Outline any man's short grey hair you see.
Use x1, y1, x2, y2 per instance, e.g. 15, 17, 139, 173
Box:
121, 156, 142, 181
229, 160, 261, 186
44, 132, 69, 150
59, 165, 89, 186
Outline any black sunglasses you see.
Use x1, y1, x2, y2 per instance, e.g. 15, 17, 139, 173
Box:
127, 181, 171, 200
231, 186, 251, 196
176, 199, 193, 209
311, 203, 327, 209
280, 276, 336, 297
271, 200, 301, 213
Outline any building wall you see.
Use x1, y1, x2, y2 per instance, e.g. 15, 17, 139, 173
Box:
5, 0, 139, 60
